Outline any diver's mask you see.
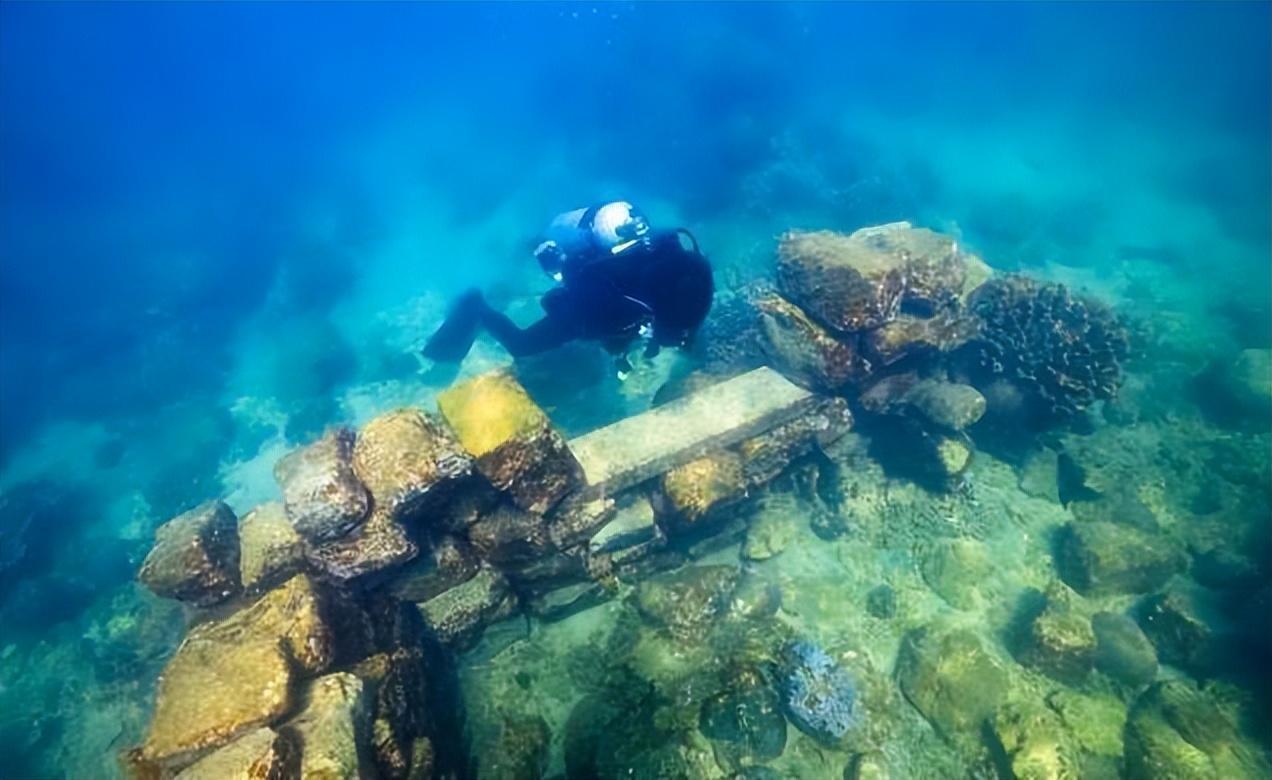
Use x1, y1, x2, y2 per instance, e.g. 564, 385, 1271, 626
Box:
534, 240, 566, 282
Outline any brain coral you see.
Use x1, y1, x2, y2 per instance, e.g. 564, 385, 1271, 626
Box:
966, 276, 1129, 422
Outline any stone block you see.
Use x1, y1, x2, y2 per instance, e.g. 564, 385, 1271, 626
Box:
273, 428, 369, 543
352, 408, 473, 523
566, 367, 815, 498
238, 502, 305, 593
172, 727, 296, 780
139, 500, 241, 607
306, 508, 418, 582
437, 371, 582, 514
416, 566, 516, 649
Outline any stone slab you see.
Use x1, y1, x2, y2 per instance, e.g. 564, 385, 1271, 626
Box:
567, 367, 815, 498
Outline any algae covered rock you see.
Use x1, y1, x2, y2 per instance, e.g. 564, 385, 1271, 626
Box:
273, 427, 369, 543
141, 632, 294, 769
1124, 680, 1271, 780
416, 565, 516, 648
777, 229, 907, 332
634, 564, 740, 640
351, 649, 431, 780
1021, 595, 1097, 683
352, 407, 473, 522
902, 379, 987, 431
437, 371, 582, 514
735, 395, 853, 486
306, 507, 419, 581
284, 672, 372, 780
1136, 585, 1216, 671
139, 500, 242, 607
387, 534, 479, 603
474, 714, 551, 780
172, 727, 296, 780
657, 450, 747, 527
1091, 611, 1157, 687
237, 502, 305, 593
780, 640, 860, 746
988, 700, 1076, 780
467, 504, 553, 565
851, 221, 979, 309
919, 538, 989, 609
1057, 520, 1184, 595
757, 293, 863, 392
896, 626, 1009, 739
743, 506, 796, 561
864, 310, 980, 366
699, 665, 786, 762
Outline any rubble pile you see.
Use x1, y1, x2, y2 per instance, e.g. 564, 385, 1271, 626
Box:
124, 367, 850, 779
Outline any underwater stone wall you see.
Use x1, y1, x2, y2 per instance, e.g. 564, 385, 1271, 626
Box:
123, 364, 852, 779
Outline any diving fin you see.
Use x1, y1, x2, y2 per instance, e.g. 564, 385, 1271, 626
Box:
422, 289, 486, 363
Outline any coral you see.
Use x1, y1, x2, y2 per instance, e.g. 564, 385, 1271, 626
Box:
965, 276, 1129, 422
780, 640, 860, 745
273, 427, 369, 543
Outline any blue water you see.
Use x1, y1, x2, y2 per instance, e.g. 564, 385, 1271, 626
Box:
1, 3, 1269, 778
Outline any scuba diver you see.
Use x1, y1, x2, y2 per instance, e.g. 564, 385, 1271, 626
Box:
422, 201, 713, 379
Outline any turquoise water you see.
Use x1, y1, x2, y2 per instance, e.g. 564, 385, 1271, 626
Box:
1, 3, 1269, 778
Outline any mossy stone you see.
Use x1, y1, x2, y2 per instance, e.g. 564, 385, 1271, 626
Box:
896, 626, 1009, 739
920, 538, 989, 609
1057, 521, 1184, 595
1091, 611, 1157, 687
1023, 602, 1096, 683
989, 700, 1074, 780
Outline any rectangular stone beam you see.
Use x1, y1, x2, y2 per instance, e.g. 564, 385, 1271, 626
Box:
566, 367, 815, 498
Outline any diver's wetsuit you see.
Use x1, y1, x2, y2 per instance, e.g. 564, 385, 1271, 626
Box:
423, 230, 713, 362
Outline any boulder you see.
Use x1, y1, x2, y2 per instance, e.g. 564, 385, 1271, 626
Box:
850, 222, 970, 310
656, 450, 746, 528
547, 494, 616, 549
757, 294, 862, 392
742, 507, 796, 561
634, 564, 740, 640
306, 508, 418, 582
896, 626, 1009, 739
776, 229, 907, 332
503, 544, 589, 593
1091, 611, 1158, 687
284, 672, 372, 780
1057, 521, 1185, 595
387, 535, 479, 603
206, 574, 362, 675
141, 632, 295, 769
352, 408, 473, 522
863, 310, 980, 366
1018, 448, 1061, 503
273, 428, 369, 543
416, 566, 516, 649
919, 538, 989, 610
237, 502, 305, 593
474, 714, 550, 780
588, 496, 658, 555
735, 396, 853, 486
1123, 680, 1270, 780
1021, 593, 1097, 683
699, 665, 787, 761
902, 380, 987, 431
1045, 689, 1128, 769
989, 700, 1076, 780
525, 581, 610, 622
139, 500, 241, 607
351, 649, 431, 780
172, 727, 296, 780
467, 504, 553, 565
437, 371, 582, 514
1137, 585, 1215, 671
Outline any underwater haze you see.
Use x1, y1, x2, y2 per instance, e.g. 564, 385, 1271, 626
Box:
1, 2, 1270, 779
